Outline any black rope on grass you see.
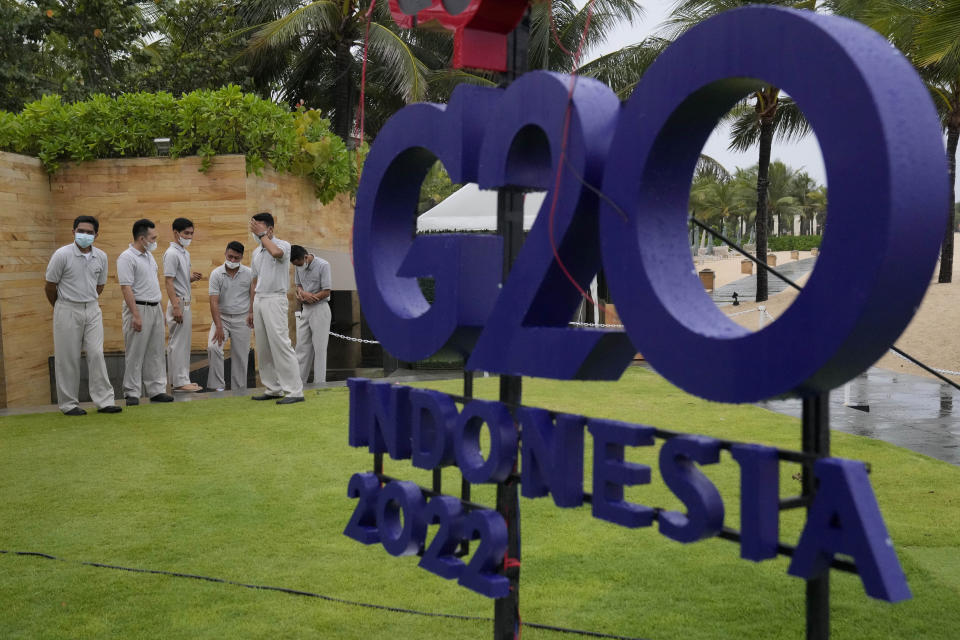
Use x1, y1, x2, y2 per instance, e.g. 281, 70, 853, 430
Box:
0, 550, 649, 640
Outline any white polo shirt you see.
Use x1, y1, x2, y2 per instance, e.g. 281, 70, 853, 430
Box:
295, 255, 332, 302
209, 264, 253, 315
252, 238, 292, 295
45, 243, 108, 303
117, 244, 162, 303
163, 241, 192, 302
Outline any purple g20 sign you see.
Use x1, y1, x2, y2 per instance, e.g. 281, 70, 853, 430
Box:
353, 6, 948, 403
348, 6, 948, 605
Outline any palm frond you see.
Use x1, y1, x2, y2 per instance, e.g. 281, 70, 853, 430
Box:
247, 1, 340, 54
367, 22, 430, 103
914, 1, 960, 68
726, 97, 810, 152
578, 37, 669, 96
694, 153, 732, 181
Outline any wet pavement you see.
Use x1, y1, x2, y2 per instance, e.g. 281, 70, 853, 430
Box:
713, 257, 816, 305
758, 367, 960, 465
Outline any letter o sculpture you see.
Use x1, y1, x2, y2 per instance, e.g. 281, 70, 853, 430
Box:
600, 7, 949, 402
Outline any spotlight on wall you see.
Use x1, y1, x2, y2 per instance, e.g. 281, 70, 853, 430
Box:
153, 137, 171, 156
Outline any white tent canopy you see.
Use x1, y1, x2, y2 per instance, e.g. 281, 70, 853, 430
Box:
416, 184, 547, 232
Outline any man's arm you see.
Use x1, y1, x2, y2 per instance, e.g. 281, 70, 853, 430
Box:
120, 285, 142, 332
96, 285, 104, 296
164, 276, 183, 323
44, 282, 58, 307
210, 295, 225, 345
247, 278, 256, 328
259, 235, 284, 259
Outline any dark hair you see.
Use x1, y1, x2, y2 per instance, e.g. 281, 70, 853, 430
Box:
252, 212, 274, 228
226, 241, 245, 255
132, 218, 155, 240
172, 217, 194, 233
73, 215, 99, 234
291, 245, 307, 262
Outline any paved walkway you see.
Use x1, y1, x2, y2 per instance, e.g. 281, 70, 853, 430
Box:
712, 257, 816, 305
758, 367, 960, 465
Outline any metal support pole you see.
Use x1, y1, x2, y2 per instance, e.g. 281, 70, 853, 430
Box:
493, 17, 529, 633
459, 371, 474, 557
481, 11, 528, 639
802, 393, 830, 640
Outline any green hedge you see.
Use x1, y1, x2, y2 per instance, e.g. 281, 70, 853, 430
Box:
768, 235, 822, 251
0, 86, 356, 204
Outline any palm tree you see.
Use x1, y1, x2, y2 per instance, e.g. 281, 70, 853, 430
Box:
240, 0, 476, 142
528, 0, 663, 97
663, 0, 818, 301
241, 0, 649, 144
764, 160, 802, 236
847, 0, 960, 282
788, 170, 823, 235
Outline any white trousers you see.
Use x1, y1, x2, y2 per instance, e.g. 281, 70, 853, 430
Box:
122, 303, 167, 398
296, 302, 331, 384
207, 313, 251, 391
253, 294, 303, 398
53, 300, 115, 412
166, 301, 193, 387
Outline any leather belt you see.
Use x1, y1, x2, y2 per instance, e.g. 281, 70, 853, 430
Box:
135, 300, 159, 306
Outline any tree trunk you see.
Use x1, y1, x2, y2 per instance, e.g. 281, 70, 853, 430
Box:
755, 111, 775, 302
332, 38, 355, 145
938, 115, 959, 283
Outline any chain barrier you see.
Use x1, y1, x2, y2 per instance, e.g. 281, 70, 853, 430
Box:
330, 331, 380, 345
890, 349, 960, 377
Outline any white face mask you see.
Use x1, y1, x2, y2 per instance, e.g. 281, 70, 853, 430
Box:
74, 232, 95, 248
146, 240, 158, 252
225, 260, 240, 269
252, 233, 263, 244
179, 237, 192, 247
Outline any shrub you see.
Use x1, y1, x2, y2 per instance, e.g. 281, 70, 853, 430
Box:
0, 87, 354, 203
768, 235, 822, 251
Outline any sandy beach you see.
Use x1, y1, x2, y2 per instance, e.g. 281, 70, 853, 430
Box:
713, 234, 960, 382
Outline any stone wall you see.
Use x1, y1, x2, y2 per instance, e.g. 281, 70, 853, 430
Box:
0, 152, 56, 407
0, 153, 354, 408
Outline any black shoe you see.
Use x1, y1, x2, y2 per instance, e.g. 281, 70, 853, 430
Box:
125, 396, 139, 406
64, 407, 87, 416
97, 405, 122, 414
150, 393, 175, 403
252, 394, 283, 401
276, 396, 305, 405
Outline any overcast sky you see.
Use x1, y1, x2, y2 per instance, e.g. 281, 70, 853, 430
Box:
578, 0, 958, 195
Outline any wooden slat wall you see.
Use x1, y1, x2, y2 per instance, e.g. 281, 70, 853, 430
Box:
0, 152, 56, 407
0, 153, 355, 408
52, 155, 250, 354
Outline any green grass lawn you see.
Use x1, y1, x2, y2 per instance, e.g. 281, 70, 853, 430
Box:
0, 367, 957, 639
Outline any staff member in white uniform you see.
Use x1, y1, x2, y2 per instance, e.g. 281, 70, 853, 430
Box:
44, 215, 122, 416
164, 217, 203, 392
207, 241, 254, 392
117, 219, 174, 405
291, 245, 332, 384
249, 212, 304, 404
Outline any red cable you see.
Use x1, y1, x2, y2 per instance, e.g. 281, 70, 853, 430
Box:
357, 0, 376, 171
351, 0, 377, 266
547, 0, 600, 308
